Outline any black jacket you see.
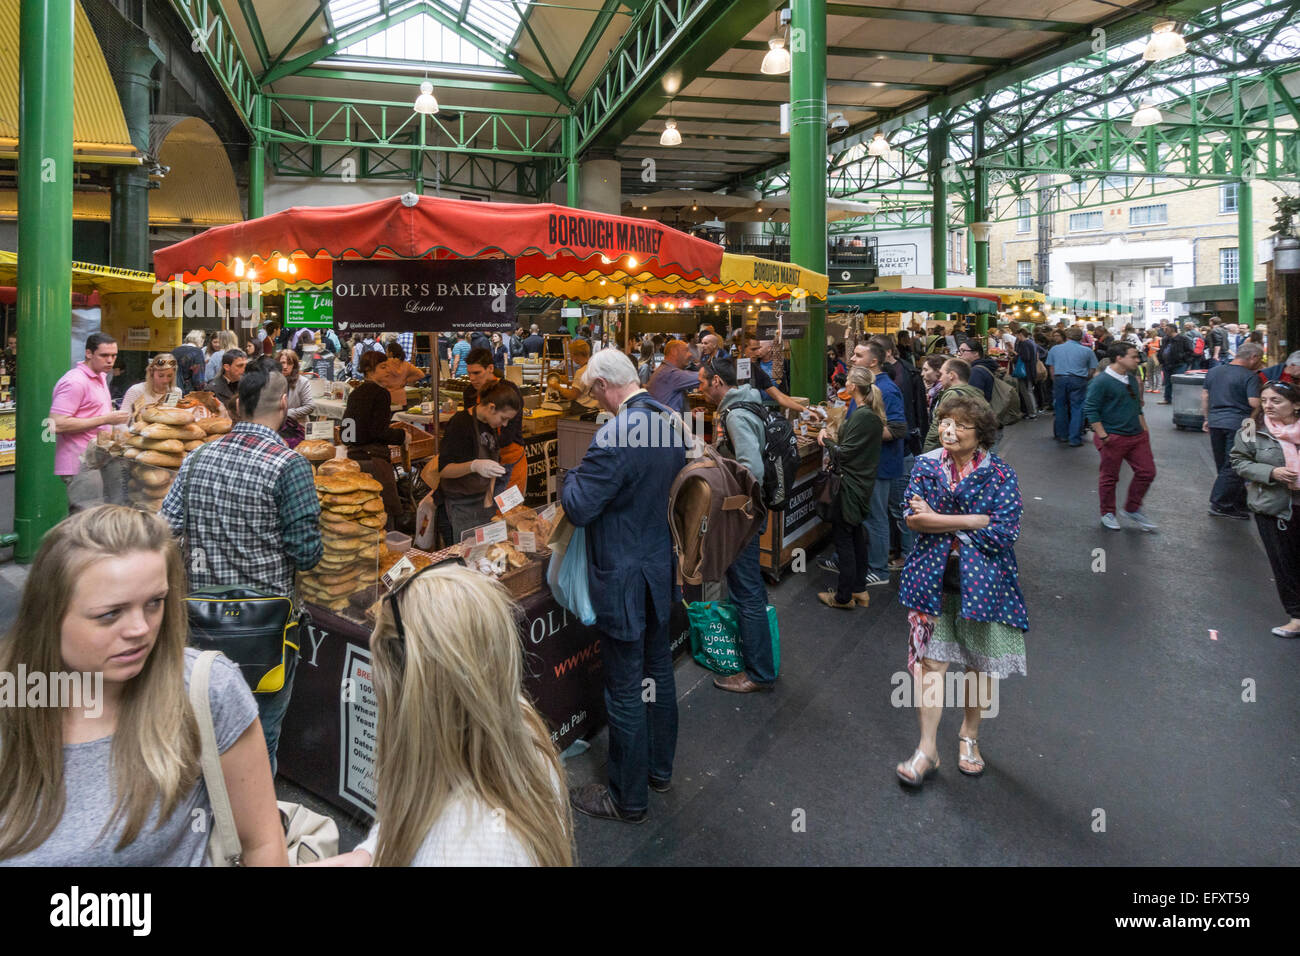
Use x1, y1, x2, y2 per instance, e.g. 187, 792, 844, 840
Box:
343, 380, 403, 450
970, 357, 999, 403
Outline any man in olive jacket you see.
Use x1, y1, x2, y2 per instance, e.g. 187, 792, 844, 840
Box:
561, 348, 688, 824
922, 359, 991, 452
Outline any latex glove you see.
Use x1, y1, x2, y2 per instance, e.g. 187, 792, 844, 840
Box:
470, 459, 506, 478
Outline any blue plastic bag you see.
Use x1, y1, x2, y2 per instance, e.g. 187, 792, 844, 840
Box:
548, 523, 597, 626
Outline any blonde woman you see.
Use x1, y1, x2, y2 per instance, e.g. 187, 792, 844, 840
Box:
121, 353, 182, 423
0, 505, 286, 865
315, 565, 573, 866
817, 365, 886, 609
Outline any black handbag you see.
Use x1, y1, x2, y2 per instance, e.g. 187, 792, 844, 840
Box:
941, 552, 962, 594
180, 444, 300, 694
812, 448, 842, 523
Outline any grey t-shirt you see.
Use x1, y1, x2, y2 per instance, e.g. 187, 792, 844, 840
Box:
1203, 364, 1261, 430
1, 649, 257, 867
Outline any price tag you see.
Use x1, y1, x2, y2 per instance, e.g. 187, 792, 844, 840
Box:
736, 358, 752, 381
471, 521, 508, 546
0, 376, 9, 386
381, 555, 416, 591
539, 502, 558, 524
511, 530, 537, 552
494, 485, 524, 513
162, 392, 180, 407
308, 421, 335, 440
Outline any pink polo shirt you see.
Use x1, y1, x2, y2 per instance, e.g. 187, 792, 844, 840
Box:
50, 361, 112, 475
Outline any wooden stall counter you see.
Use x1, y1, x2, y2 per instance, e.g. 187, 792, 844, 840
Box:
758, 442, 829, 584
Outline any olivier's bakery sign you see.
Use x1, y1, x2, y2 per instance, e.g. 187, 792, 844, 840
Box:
332, 258, 516, 335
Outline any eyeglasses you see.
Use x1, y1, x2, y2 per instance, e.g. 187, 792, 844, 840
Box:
937, 419, 976, 432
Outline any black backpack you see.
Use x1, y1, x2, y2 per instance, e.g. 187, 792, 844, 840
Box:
718, 401, 799, 511
891, 362, 929, 456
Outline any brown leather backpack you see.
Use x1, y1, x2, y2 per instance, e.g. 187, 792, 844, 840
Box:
668, 443, 765, 585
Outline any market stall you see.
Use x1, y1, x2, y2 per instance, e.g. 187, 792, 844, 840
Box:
150, 193, 825, 808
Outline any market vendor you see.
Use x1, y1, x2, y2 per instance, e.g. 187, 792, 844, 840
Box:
552, 338, 601, 417
374, 340, 425, 408
439, 381, 522, 541
463, 347, 526, 497
740, 334, 821, 417
342, 350, 405, 521
121, 353, 182, 424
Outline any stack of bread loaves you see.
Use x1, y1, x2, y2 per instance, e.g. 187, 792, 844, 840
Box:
297, 458, 388, 612
116, 401, 233, 512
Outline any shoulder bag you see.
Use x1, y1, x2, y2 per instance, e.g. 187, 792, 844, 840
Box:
812, 445, 842, 523
181, 444, 302, 694
190, 651, 339, 866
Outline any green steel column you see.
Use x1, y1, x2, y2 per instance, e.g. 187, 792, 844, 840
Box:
14, 0, 74, 560
973, 118, 990, 333
109, 42, 156, 270
789, 0, 827, 401
1237, 160, 1255, 329
563, 115, 580, 334
248, 98, 266, 219
929, 125, 949, 329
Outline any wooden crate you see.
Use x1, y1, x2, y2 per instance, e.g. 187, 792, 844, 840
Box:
390, 421, 437, 463
521, 407, 562, 437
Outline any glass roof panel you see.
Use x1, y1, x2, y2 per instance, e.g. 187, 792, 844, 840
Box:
336, 10, 505, 67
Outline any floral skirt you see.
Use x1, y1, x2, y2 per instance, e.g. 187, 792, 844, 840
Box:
908, 595, 1027, 679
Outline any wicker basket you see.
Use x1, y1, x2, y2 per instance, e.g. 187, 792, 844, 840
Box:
498, 554, 547, 600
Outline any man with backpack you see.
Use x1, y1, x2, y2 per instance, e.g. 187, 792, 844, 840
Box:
1207, 318, 1230, 369
698, 355, 778, 695
1157, 322, 1194, 404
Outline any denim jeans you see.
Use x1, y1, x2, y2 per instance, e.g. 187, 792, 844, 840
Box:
601, 586, 678, 814
1053, 375, 1088, 443
864, 476, 893, 575
725, 525, 775, 685
889, 456, 916, 559
257, 649, 298, 778
1208, 426, 1248, 512
1163, 362, 1188, 403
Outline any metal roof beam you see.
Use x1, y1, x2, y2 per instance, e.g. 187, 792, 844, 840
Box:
564, 0, 625, 91
699, 70, 944, 92
823, 4, 1077, 32
261, 3, 431, 84
732, 39, 1006, 67
235, 0, 272, 69
165, 0, 261, 128
296, 67, 537, 93
264, 4, 325, 77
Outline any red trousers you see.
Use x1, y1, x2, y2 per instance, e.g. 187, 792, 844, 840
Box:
1094, 430, 1157, 515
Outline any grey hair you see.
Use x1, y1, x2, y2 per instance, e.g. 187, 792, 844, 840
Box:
585, 347, 639, 388
1286, 350, 1300, 366
185, 329, 207, 347
1235, 342, 1265, 362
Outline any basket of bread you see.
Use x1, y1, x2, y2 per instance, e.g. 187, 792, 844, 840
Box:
109, 395, 233, 513
295, 458, 388, 614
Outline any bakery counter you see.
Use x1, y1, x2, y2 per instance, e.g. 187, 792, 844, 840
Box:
277, 585, 607, 821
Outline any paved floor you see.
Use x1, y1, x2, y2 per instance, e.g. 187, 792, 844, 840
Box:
2, 403, 1296, 864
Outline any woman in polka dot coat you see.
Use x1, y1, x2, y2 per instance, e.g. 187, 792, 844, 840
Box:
894, 395, 1028, 789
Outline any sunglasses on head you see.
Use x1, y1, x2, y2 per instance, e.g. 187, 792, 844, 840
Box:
150, 356, 177, 368
381, 562, 443, 669
1264, 379, 1298, 397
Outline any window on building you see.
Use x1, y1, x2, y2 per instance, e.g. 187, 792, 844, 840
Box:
1016, 198, 1032, 233
1069, 211, 1103, 232
1129, 204, 1168, 227
1147, 265, 1174, 287
1017, 260, 1033, 286
1220, 183, 1239, 214
1220, 247, 1239, 284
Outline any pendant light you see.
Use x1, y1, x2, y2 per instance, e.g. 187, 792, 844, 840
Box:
760, 9, 791, 75
660, 118, 681, 147
414, 80, 439, 115
1143, 21, 1187, 62
1130, 99, 1162, 128
867, 131, 890, 158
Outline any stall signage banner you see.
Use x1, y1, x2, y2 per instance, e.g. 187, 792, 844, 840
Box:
782, 469, 822, 546
286, 290, 334, 328
338, 644, 378, 815
332, 259, 516, 335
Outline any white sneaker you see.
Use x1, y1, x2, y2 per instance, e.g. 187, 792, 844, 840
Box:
1120, 509, 1158, 532
1100, 513, 1121, 531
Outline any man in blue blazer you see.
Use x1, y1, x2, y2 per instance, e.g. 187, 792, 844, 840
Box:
562, 347, 689, 823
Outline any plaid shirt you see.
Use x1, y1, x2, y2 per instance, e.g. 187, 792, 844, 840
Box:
162, 422, 322, 597
397, 332, 415, 359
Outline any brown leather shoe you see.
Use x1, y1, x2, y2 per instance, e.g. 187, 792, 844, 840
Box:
851, 591, 871, 607
818, 590, 855, 609
713, 672, 775, 693
569, 783, 647, 823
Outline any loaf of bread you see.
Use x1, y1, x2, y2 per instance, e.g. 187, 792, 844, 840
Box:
127, 436, 186, 454
203, 433, 224, 444
199, 416, 233, 435
122, 447, 141, 459
315, 473, 383, 495
133, 465, 175, 489
360, 498, 385, 514
140, 405, 196, 426
183, 440, 204, 452
321, 490, 378, 506
317, 458, 361, 476
136, 450, 184, 469
356, 514, 385, 529
140, 422, 206, 441
297, 440, 336, 462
